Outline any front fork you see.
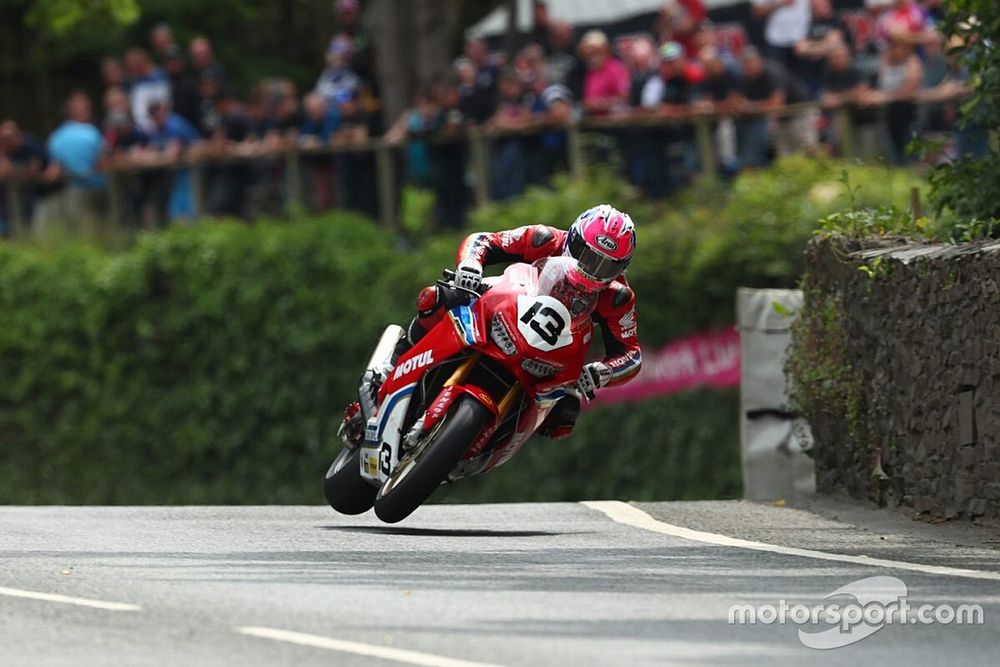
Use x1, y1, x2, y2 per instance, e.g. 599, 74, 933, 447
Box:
339, 325, 407, 449
402, 354, 522, 454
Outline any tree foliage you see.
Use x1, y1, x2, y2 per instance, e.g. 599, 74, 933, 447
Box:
927, 0, 1000, 222
23, 0, 140, 35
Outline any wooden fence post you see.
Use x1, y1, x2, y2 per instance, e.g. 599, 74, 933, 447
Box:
835, 107, 855, 159
190, 162, 204, 219
5, 179, 25, 237
285, 150, 303, 214
694, 116, 716, 186
107, 172, 124, 235
469, 130, 490, 208
567, 124, 585, 181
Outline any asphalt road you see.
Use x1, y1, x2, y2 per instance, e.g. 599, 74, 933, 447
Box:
1, 501, 998, 666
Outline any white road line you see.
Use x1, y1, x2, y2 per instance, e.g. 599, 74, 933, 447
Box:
582, 500, 1000, 582
236, 626, 504, 667
0, 585, 142, 611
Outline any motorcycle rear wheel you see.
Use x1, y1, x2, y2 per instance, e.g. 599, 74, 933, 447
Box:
373, 395, 493, 524
324, 447, 378, 515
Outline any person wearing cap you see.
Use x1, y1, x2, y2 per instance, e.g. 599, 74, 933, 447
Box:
579, 30, 630, 116
651, 42, 704, 192
315, 36, 363, 114
332, 0, 376, 102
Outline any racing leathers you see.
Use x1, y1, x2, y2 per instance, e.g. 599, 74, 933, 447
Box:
401, 225, 642, 438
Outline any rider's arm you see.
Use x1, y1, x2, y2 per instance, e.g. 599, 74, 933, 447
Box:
592, 279, 642, 386
456, 225, 566, 268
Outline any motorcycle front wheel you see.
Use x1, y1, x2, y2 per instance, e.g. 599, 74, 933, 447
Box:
373, 395, 493, 524
324, 447, 378, 515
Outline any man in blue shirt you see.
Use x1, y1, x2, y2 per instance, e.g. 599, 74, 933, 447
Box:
146, 101, 201, 223
46, 91, 107, 233
47, 92, 106, 190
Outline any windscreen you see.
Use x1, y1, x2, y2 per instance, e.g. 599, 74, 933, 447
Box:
533, 256, 598, 323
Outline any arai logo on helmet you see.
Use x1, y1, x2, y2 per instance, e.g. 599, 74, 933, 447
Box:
595, 234, 619, 252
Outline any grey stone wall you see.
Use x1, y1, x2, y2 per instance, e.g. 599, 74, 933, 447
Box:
798, 237, 1000, 519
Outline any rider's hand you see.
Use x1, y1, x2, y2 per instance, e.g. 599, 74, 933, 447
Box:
576, 362, 613, 399
455, 260, 483, 292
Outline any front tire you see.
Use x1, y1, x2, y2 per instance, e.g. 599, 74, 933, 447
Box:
374, 396, 493, 523
324, 447, 377, 515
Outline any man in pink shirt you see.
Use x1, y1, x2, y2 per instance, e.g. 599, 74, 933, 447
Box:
579, 30, 630, 115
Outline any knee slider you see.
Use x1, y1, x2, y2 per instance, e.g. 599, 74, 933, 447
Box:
415, 285, 440, 317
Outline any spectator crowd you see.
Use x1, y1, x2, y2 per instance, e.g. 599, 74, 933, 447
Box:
0, 0, 984, 236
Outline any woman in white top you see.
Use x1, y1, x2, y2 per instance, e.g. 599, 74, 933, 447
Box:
860, 36, 922, 164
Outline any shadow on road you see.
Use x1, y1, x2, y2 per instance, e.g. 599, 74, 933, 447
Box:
322, 525, 575, 538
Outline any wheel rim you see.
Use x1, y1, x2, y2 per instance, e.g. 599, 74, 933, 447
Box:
379, 418, 447, 497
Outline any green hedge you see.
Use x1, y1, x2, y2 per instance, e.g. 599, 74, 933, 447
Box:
0, 157, 922, 504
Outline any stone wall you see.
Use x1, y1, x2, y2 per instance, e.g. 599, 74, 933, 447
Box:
794, 237, 1000, 519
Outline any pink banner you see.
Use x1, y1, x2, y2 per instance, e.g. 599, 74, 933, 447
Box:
589, 327, 740, 406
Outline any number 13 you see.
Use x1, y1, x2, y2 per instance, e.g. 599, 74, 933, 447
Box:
520, 302, 566, 347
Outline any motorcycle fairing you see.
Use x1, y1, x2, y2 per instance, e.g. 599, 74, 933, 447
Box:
362, 304, 489, 485
363, 258, 596, 484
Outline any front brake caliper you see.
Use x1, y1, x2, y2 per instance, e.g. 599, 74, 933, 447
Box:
338, 401, 365, 448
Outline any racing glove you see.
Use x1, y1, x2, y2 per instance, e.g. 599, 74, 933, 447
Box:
455, 259, 483, 292
576, 362, 613, 400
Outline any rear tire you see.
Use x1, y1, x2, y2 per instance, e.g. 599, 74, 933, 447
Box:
324, 447, 377, 515
374, 396, 493, 524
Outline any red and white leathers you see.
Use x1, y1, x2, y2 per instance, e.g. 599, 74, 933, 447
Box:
394, 219, 640, 439
455, 224, 642, 387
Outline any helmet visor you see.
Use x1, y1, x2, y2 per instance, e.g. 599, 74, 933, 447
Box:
568, 232, 630, 284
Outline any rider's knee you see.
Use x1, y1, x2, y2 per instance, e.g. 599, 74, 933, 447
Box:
415, 285, 438, 317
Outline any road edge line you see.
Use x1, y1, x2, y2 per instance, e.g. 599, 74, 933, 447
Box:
0, 585, 142, 611
581, 500, 1000, 582
236, 626, 504, 667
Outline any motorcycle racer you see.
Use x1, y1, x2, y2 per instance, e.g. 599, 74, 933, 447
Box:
395, 204, 641, 439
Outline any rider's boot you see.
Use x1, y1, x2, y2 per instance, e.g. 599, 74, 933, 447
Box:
537, 392, 582, 440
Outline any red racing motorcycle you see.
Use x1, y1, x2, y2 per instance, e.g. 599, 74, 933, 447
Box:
324, 256, 594, 523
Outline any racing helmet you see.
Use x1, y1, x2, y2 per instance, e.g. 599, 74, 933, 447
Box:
564, 204, 636, 291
